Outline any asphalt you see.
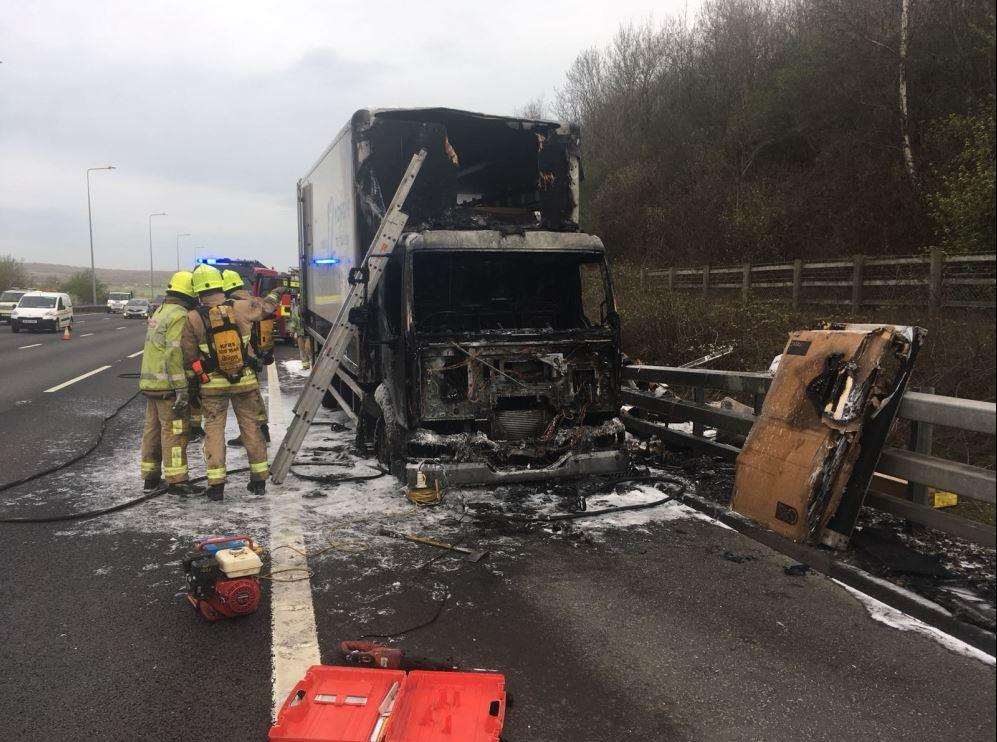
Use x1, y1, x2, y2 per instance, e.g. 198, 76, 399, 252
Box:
0, 341, 994, 741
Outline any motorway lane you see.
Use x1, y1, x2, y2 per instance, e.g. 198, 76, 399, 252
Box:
0, 314, 147, 411
0, 314, 147, 486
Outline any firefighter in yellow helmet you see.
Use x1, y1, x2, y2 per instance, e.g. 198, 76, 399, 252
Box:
181, 264, 285, 500
221, 268, 272, 448
138, 270, 204, 496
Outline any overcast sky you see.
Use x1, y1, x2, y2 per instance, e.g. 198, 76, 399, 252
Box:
2, 0, 697, 272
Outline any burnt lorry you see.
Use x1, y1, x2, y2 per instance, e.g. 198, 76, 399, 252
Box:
296, 108, 626, 486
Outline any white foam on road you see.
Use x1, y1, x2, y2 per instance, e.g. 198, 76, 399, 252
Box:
834, 580, 995, 666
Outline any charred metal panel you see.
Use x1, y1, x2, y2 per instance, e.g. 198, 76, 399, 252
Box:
733, 324, 923, 548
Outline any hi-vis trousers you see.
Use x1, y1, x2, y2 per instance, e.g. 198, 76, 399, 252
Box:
201, 390, 269, 485
140, 396, 189, 484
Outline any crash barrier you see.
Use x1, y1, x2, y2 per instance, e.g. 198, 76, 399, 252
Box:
639, 250, 996, 310
620, 365, 997, 548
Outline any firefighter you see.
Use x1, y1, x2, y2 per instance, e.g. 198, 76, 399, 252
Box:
139, 270, 204, 496
289, 295, 312, 370
182, 264, 285, 501
221, 268, 271, 448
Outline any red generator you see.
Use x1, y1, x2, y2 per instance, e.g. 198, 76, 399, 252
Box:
183, 535, 263, 621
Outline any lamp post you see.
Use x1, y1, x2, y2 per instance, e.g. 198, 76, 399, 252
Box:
148, 212, 167, 298
176, 233, 191, 271
86, 165, 115, 305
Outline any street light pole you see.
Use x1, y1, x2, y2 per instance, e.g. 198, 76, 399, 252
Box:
149, 212, 167, 298
86, 165, 115, 305
176, 233, 191, 271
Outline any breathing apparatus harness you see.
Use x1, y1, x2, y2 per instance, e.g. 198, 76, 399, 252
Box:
196, 301, 258, 384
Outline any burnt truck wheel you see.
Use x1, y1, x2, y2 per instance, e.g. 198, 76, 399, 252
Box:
373, 384, 404, 480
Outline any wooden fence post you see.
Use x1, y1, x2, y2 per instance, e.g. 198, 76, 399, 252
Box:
702, 265, 710, 296
928, 248, 944, 309
742, 263, 751, 300
851, 254, 865, 311
667, 267, 676, 292
792, 259, 802, 309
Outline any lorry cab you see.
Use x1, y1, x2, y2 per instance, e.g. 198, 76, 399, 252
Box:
297, 107, 625, 485
10, 291, 73, 333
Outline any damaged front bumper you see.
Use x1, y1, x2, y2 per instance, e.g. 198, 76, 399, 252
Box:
404, 417, 628, 487
405, 449, 628, 487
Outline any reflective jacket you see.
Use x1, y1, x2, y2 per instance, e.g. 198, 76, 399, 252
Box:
288, 303, 302, 335
139, 298, 189, 397
181, 290, 280, 395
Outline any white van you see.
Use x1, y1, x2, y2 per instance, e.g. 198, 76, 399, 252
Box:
10, 291, 74, 333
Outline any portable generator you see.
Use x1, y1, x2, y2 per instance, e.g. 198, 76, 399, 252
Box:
183, 535, 263, 621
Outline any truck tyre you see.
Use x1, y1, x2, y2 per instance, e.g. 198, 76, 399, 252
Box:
373, 383, 404, 480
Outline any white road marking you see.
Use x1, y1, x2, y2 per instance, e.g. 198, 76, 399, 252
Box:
267, 361, 321, 718
127, 350, 144, 358
116, 326, 126, 330
80, 332, 94, 337
44, 365, 112, 393
18, 343, 42, 349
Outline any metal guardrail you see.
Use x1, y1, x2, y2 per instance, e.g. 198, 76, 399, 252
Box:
621, 365, 997, 547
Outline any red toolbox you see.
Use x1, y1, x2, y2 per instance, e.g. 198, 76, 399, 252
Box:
269, 666, 406, 742
270, 666, 506, 742
383, 670, 506, 741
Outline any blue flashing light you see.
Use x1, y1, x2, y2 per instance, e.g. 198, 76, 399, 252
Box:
196, 257, 231, 265
312, 257, 342, 265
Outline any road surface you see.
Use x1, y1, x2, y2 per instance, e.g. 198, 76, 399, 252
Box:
0, 335, 993, 741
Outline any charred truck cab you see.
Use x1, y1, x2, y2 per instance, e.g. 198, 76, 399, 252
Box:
297, 108, 626, 485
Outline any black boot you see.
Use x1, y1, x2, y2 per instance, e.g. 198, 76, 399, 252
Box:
261, 424, 271, 443
143, 473, 162, 491
167, 481, 206, 498
227, 435, 244, 447
188, 425, 205, 441
206, 483, 225, 501
247, 480, 266, 496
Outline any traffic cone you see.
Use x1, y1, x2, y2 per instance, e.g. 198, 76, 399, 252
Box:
62, 324, 71, 340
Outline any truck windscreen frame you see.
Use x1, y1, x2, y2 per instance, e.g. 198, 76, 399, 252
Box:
407, 250, 612, 335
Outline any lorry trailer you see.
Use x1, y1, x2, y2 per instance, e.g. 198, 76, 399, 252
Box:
297, 108, 626, 486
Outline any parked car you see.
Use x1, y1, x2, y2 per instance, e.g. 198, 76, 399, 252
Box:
10, 291, 73, 333
123, 298, 152, 319
1, 288, 35, 324
106, 291, 134, 313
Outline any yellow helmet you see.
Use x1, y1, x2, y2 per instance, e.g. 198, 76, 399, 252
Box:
222, 269, 245, 293
167, 270, 196, 298
191, 264, 224, 294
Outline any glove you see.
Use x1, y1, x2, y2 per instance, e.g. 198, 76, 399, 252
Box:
172, 388, 190, 416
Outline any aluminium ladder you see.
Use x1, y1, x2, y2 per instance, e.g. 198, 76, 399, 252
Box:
270, 148, 427, 484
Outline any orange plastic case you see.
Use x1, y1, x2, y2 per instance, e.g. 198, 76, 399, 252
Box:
269, 666, 406, 742
383, 670, 506, 742
270, 666, 506, 742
